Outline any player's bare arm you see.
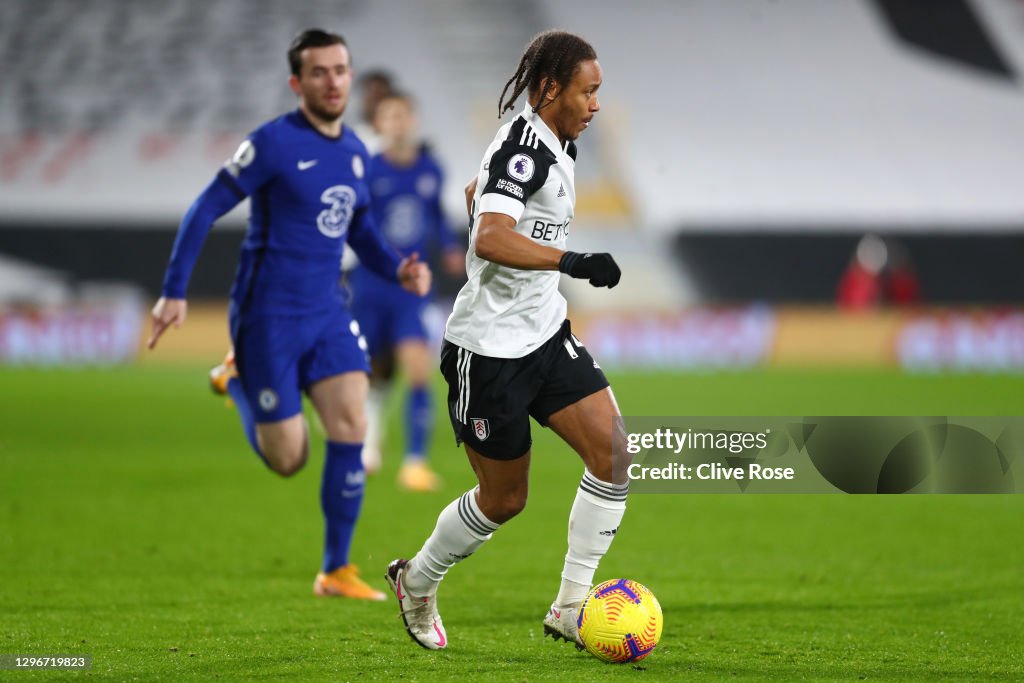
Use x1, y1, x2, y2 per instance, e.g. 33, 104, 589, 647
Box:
464, 177, 478, 218
147, 297, 188, 349
474, 212, 562, 270
475, 212, 621, 287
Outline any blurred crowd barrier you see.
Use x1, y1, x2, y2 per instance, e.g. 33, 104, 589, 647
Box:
0, 301, 993, 372
574, 307, 1024, 373
0, 295, 143, 366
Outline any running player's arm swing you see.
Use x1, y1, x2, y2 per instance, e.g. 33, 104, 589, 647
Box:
473, 211, 621, 294
150, 133, 280, 349
475, 212, 561, 270
475, 212, 619, 287
148, 161, 256, 349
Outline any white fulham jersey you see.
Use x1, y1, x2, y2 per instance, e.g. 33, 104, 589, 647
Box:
445, 104, 578, 358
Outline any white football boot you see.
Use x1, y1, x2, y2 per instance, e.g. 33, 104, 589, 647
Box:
386, 559, 447, 650
543, 603, 584, 649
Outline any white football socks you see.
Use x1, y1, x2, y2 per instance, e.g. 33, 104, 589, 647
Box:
403, 487, 500, 596
557, 469, 628, 607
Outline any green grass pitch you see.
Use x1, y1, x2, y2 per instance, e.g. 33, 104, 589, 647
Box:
1, 365, 1023, 681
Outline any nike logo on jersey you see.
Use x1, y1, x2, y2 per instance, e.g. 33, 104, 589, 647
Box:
297, 159, 318, 170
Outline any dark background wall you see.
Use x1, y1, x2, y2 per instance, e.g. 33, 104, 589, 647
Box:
672, 230, 1024, 304
0, 223, 468, 300
2, 224, 1022, 304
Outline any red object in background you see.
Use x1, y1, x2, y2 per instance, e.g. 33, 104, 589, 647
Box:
885, 267, 921, 305
837, 263, 882, 310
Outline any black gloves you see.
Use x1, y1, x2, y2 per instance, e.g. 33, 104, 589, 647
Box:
558, 251, 621, 288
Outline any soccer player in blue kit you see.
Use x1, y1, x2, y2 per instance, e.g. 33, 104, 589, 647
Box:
148, 29, 431, 600
349, 92, 465, 491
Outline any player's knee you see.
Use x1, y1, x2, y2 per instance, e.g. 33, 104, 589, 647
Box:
405, 358, 431, 386
479, 489, 528, 524
324, 411, 367, 442
269, 450, 307, 477
586, 454, 616, 484
263, 441, 309, 477
576, 436, 618, 483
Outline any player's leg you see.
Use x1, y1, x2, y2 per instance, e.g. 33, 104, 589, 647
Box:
307, 370, 384, 600
211, 348, 263, 459
347, 274, 388, 473
548, 387, 627, 577
253, 417, 310, 476
364, 352, 395, 475
542, 388, 626, 646
304, 312, 385, 600
227, 316, 311, 476
216, 359, 309, 475
387, 341, 533, 649
531, 323, 626, 646
394, 338, 441, 491
387, 444, 527, 650
402, 443, 528, 593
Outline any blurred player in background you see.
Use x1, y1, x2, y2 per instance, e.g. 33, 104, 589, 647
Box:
352, 69, 396, 154
837, 234, 921, 310
148, 29, 430, 600
349, 91, 465, 491
385, 30, 624, 651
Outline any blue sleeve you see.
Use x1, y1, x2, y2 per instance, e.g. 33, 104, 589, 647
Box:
431, 166, 459, 251
161, 173, 245, 298
220, 130, 278, 197
347, 205, 403, 283
161, 130, 277, 298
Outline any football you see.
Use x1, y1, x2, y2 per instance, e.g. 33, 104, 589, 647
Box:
577, 578, 663, 663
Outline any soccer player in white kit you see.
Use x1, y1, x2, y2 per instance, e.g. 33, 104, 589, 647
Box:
386, 30, 624, 651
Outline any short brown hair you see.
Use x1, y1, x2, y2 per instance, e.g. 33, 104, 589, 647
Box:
287, 29, 347, 77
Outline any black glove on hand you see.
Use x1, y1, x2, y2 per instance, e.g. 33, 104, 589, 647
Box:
558, 251, 621, 288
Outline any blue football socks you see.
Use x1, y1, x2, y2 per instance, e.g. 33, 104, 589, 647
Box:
406, 385, 432, 460
226, 377, 267, 465
321, 441, 365, 573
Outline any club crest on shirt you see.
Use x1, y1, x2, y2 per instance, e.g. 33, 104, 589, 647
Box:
259, 388, 278, 412
471, 418, 490, 441
507, 153, 534, 182
352, 155, 365, 178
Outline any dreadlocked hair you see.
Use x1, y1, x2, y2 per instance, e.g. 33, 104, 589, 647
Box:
498, 30, 597, 118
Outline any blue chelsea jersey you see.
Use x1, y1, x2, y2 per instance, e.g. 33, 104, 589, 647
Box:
366, 147, 454, 257
222, 110, 375, 314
